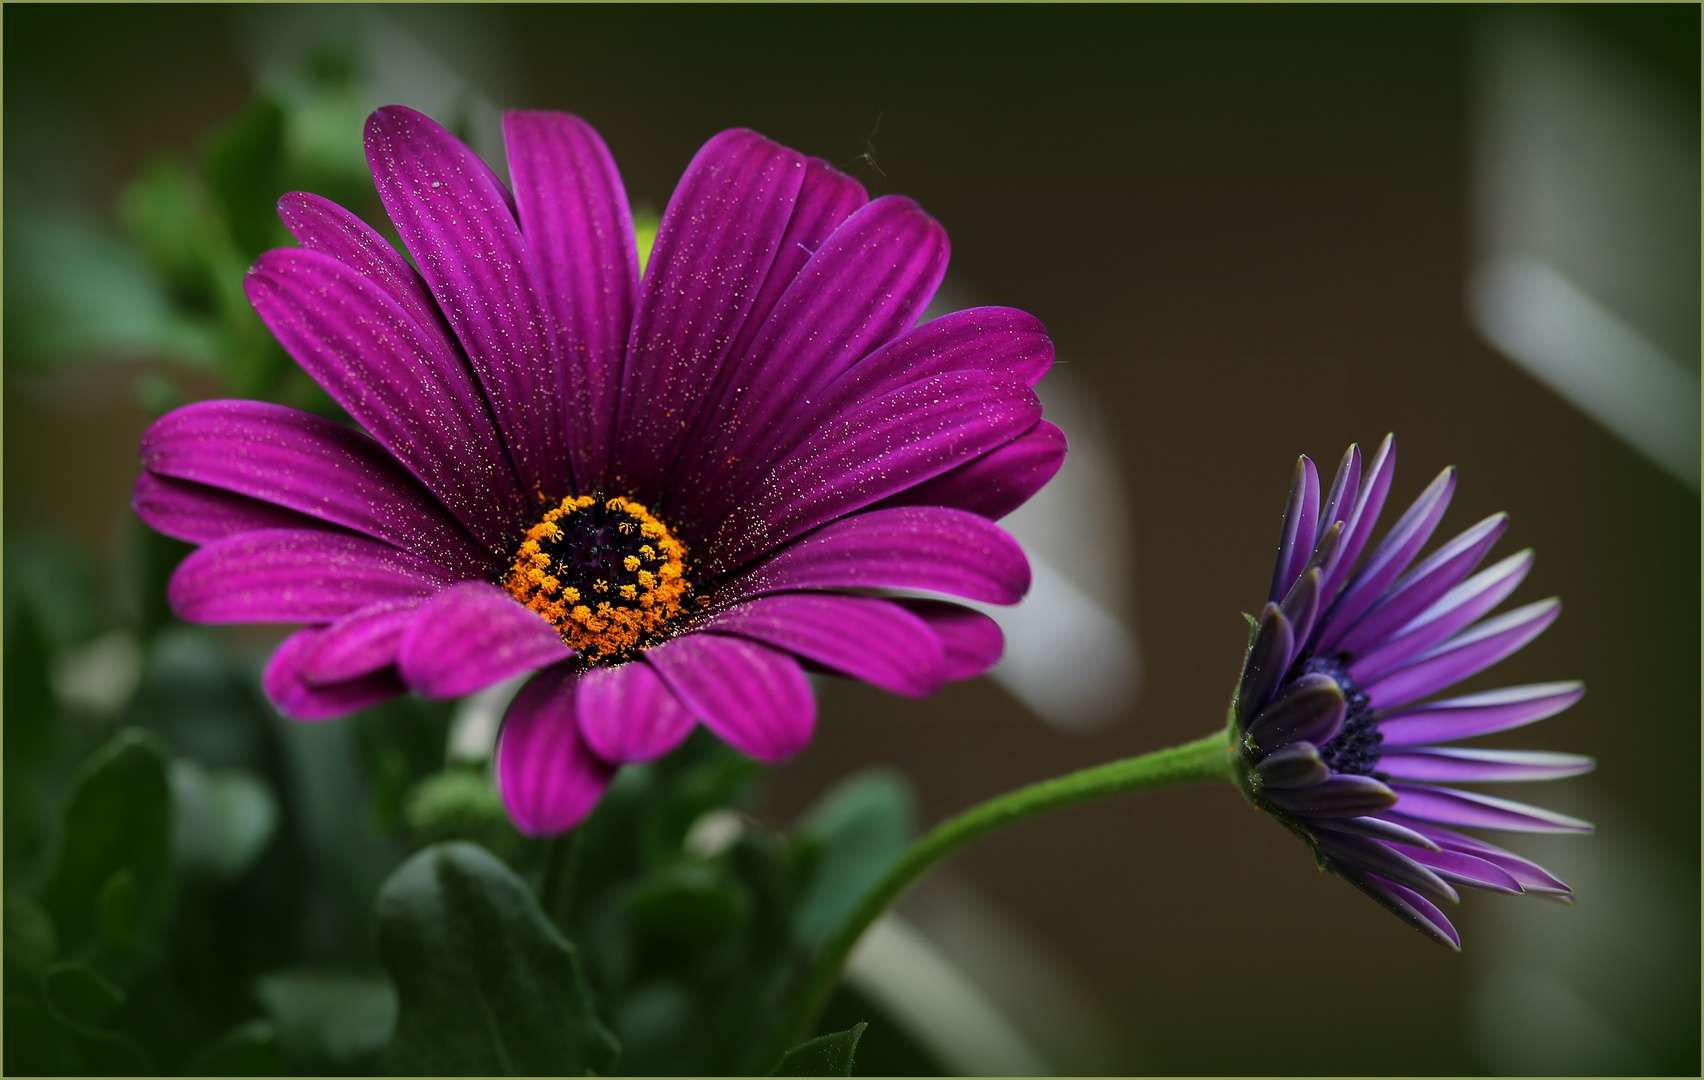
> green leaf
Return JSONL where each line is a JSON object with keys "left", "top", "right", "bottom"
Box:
{"left": 791, "top": 770, "right": 916, "bottom": 947}
{"left": 182, "top": 1019, "right": 280, "bottom": 1076}
{"left": 4, "top": 895, "right": 58, "bottom": 982}
{"left": 4, "top": 993, "right": 83, "bottom": 1075}
{"left": 254, "top": 969, "right": 395, "bottom": 1074}
{"left": 403, "top": 769, "right": 523, "bottom": 864}
{"left": 171, "top": 760, "right": 279, "bottom": 879}
{"left": 377, "top": 842, "right": 620, "bottom": 1076}
{"left": 204, "top": 99, "right": 287, "bottom": 260}
{"left": 769, "top": 1022, "right": 868, "bottom": 1077}
{"left": 93, "top": 870, "right": 139, "bottom": 949}
{"left": 41, "top": 729, "right": 174, "bottom": 954}
{"left": 38, "top": 961, "right": 156, "bottom": 1075}
{"left": 627, "top": 862, "right": 748, "bottom": 945}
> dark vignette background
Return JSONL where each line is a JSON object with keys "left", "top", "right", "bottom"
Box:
{"left": 5, "top": 4, "right": 1698, "bottom": 1075}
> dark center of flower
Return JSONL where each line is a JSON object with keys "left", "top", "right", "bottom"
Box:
{"left": 504, "top": 495, "right": 692, "bottom": 662}
{"left": 1296, "top": 655, "right": 1383, "bottom": 775}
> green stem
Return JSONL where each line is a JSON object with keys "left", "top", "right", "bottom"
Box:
{"left": 773, "top": 726, "right": 1237, "bottom": 1062}
{"left": 538, "top": 827, "right": 584, "bottom": 934}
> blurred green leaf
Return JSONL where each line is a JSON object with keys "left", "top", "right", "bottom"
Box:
{"left": 39, "top": 961, "right": 156, "bottom": 1075}
{"left": 41, "top": 729, "right": 173, "bottom": 954}
{"left": 254, "top": 970, "right": 395, "bottom": 1075}
{"left": 2, "top": 207, "right": 218, "bottom": 367}
{"left": 182, "top": 1018, "right": 280, "bottom": 1076}
{"left": 403, "top": 769, "right": 524, "bottom": 864}
{"left": 4, "top": 598, "right": 61, "bottom": 869}
{"left": 93, "top": 870, "right": 140, "bottom": 950}
{"left": 5, "top": 895, "right": 59, "bottom": 984}
{"left": 628, "top": 862, "right": 749, "bottom": 946}
{"left": 769, "top": 1022, "right": 867, "bottom": 1077}
{"left": 5, "top": 993, "right": 84, "bottom": 1075}
{"left": 171, "top": 760, "right": 278, "bottom": 880}
{"left": 204, "top": 99, "right": 286, "bottom": 260}
{"left": 377, "top": 842, "right": 619, "bottom": 1076}
{"left": 791, "top": 770, "right": 915, "bottom": 948}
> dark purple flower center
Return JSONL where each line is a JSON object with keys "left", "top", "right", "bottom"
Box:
{"left": 1297, "top": 655, "right": 1382, "bottom": 775}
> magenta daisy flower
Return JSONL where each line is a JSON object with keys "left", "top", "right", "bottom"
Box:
{"left": 1232, "top": 435, "right": 1593, "bottom": 948}
{"left": 133, "top": 106, "right": 1063, "bottom": 835}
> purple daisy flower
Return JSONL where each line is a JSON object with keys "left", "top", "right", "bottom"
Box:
{"left": 1231, "top": 435, "right": 1593, "bottom": 948}
{"left": 132, "top": 105, "right": 1064, "bottom": 835}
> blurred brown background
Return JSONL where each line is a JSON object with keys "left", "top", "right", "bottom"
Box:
{"left": 6, "top": 5, "right": 1697, "bottom": 1074}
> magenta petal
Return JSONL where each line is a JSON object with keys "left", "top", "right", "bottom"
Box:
{"left": 575, "top": 661, "right": 697, "bottom": 765}
{"left": 299, "top": 600, "right": 423, "bottom": 685}
{"left": 615, "top": 129, "right": 805, "bottom": 497}
{"left": 263, "top": 628, "right": 405, "bottom": 720}
{"left": 1377, "top": 681, "right": 1584, "bottom": 747}
{"left": 397, "top": 582, "right": 572, "bottom": 699}
{"left": 504, "top": 110, "right": 638, "bottom": 491}
{"left": 702, "top": 593, "right": 945, "bottom": 698}
{"left": 133, "top": 471, "right": 326, "bottom": 543}
{"left": 875, "top": 420, "right": 1068, "bottom": 521}
{"left": 719, "top": 506, "right": 1030, "bottom": 606}
{"left": 644, "top": 633, "right": 815, "bottom": 764}
{"left": 245, "top": 247, "right": 525, "bottom": 549}
{"left": 898, "top": 600, "right": 1005, "bottom": 680}
{"left": 1388, "top": 784, "right": 1593, "bottom": 833}
{"left": 276, "top": 191, "right": 459, "bottom": 361}
{"left": 142, "top": 399, "right": 491, "bottom": 575}
{"left": 170, "top": 529, "right": 455, "bottom": 623}
{"left": 703, "top": 372, "right": 1041, "bottom": 572}
{"left": 496, "top": 666, "right": 617, "bottom": 837}
{"left": 1364, "top": 598, "right": 1562, "bottom": 711}
{"left": 366, "top": 105, "right": 571, "bottom": 503}
{"left": 672, "top": 195, "right": 950, "bottom": 522}
{"left": 1377, "top": 748, "right": 1595, "bottom": 783}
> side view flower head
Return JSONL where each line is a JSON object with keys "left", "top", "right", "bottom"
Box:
{"left": 1231, "top": 435, "right": 1593, "bottom": 948}
{"left": 133, "top": 105, "right": 1065, "bottom": 835}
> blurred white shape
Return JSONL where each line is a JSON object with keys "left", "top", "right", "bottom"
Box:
{"left": 683, "top": 808, "right": 745, "bottom": 858}
{"left": 899, "top": 872, "right": 1129, "bottom": 1074}
{"left": 52, "top": 630, "right": 143, "bottom": 714}
{"left": 923, "top": 282, "right": 1143, "bottom": 730}
{"left": 446, "top": 674, "right": 525, "bottom": 762}
{"left": 1471, "top": 14, "right": 1700, "bottom": 489}
{"left": 1472, "top": 256, "right": 1699, "bottom": 487}
{"left": 846, "top": 913, "right": 1050, "bottom": 1076}
{"left": 1469, "top": 791, "right": 1695, "bottom": 1074}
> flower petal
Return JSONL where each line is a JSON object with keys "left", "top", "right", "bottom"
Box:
{"left": 299, "top": 600, "right": 423, "bottom": 685}
{"left": 1267, "top": 455, "right": 1319, "bottom": 605}
{"left": 142, "top": 399, "right": 490, "bottom": 575}
{"left": 276, "top": 191, "right": 456, "bottom": 358}
{"left": 245, "top": 246, "right": 525, "bottom": 548}
{"left": 1319, "top": 433, "right": 1394, "bottom": 602}
{"left": 874, "top": 420, "right": 1067, "bottom": 521}
{"left": 1254, "top": 741, "right": 1330, "bottom": 789}
{"left": 671, "top": 195, "right": 949, "bottom": 522}
{"left": 1315, "top": 443, "right": 1362, "bottom": 558}
{"left": 1364, "top": 598, "right": 1562, "bottom": 711}
{"left": 263, "top": 628, "right": 405, "bottom": 720}
{"left": 643, "top": 633, "right": 815, "bottom": 763}
{"left": 718, "top": 506, "right": 1030, "bottom": 606}
{"left": 398, "top": 582, "right": 573, "bottom": 699}
{"left": 1245, "top": 672, "right": 1346, "bottom": 754}
{"left": 1312, "top": 832, "right": 1458, "bottom": 904}
{"left": 1376, "top": 681, "right": 1584, "bottom": 747}
{"left": 615, "top": 129, "right": 806, "bottom": 498}
{"left": 1403, "top": 845, "right": 1524, "bottom": 894}
{"left": 575, "top": 660, "right": 697, "bottom": 765}
{"left": 1333, "top": 865, "right": 1461, "bottom": 949}
{"left": 703, "top": 371, "right": 1041, "bottom": 571}
{"left": 170, "top": 529, "right": 454, "bottom": 623}
{"left": 1334, "top": 512, "right": 1508, "bottom": 660}
{"left": 1262, "top": 774, "right": 1397, "bottom": 817}
{"left": 898, "top": 599, "right": 1005, "bottom": 681}
{"left": 496, "top": 666, "right": 617, "bottom": 836}
{"left": 133, "top": 471, "right": 326, "bottom": 543}
{"left": 366, "top": 105, "right": 571, "bottom": 503}
{"left": 503, "top": 110, "right": 638, "bottom": 491}
{"left": 1388, "top": 783, "right": 1593, "bottom": 833}
{"left": 1377, "top": 748, "right": 1595, "bottom": 783}
{"left": 1318, "top": 465, "right": 1456, "bottom": 653}
{"left": 702, "top": 593, "right": 946, "bottom": 698}
{"left": 1390, "top": 820, "right": 1574, "bottom": 894}
{"left": 1235, "top": 604, "right": 1295, "bottom": 727}
{"left": 1349, "top": 549, "right": 1534, "bottom": 684}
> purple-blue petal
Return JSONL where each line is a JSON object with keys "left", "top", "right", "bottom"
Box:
{"left": 1377, "top": 748, "right": 1594, "bottom": 783}
{"left": 1363, "top": 598, "right": 1561, "bottom": 711}
{"left": 1333, "top": 512, "right": 1509, "bottom": 660}
{"left": 1319, "top": 433, "right": 1395, "bottom": 604}
{"left": 1388, "top": 783, "right": 1593, "bottom": 833}
{"left": 1376, "top": 681, "right": 1584, "bottom": 747}
{"left": 1267, "top": 455, "right": 1320, "bottom": 605}
{"left": 1318, "top": 465, "right": 1456, "bottom": 653}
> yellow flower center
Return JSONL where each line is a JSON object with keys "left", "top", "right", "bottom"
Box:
{"left": 504, "top": 495, "right": 691, "bottom": 661}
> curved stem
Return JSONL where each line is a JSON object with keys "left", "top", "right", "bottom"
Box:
{"left": 773, "top": 726, "right": 1237, "bottom": 1061}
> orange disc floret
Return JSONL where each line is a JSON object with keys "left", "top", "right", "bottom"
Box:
{"left": 504, "top": 493, "right": 692, "bottom": 661}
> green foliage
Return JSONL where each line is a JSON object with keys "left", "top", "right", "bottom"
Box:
{"left": 377, "top": 843, "right": 620, "bottom": 1076}
{"left": 769, "top": 1023, "right": 867, "bottom": 1077}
